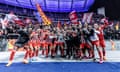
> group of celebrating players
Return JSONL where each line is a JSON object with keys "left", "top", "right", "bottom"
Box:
{"left": 5, "top": 19, "right": 108, "bottom": 67}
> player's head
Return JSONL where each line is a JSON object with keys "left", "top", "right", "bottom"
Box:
{"left": 84, "top": 23, "right": 88, "bottom": 28}
{"left": 88, "top": 25, "right": 92, "bottom": 30}
{"left": 79, "top": 24, "right": 82, "bottom": 28}
{"left": 94, "top": 23, "right": 99, "bottom": 29}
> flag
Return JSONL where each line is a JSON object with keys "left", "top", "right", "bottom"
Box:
{"left": 36, "top": 3, "right": 52, "bottom": 25}
{"left": 25, "top": 18, "right": 31, "bottom": 24}
{"left": 2, "top": 13, "right": 13, "bottom": 27}
{"left": 3, "top": 12, "right": 24, "bottom": 27}
{"left": 34, "top": 12, "right": 42, "bottom": 23}
{"left": 0, "top": 12, "right": 15, "bottom": 29}
{"left": 0, "top": 18, "right": 6, "bottom": 29}
{"left": 82, "top": 13, "right": 88, "bottom": 23}
{"left": 101, "top": 18, "right": 108, "bottom": 23}
{"left": 14, "top": 19, "right": 25, "bottom": 27}
{"left": 11, "top": 14, "right": 25, "bottom": 26}
{"left": 57, "top": 21, "right": 61, "bottom": 29}
{"left": 82, "top": 12, "right": 93, "bottom": 23}
{"left": 69, "top": 11, "right": 79, "bottom": 25}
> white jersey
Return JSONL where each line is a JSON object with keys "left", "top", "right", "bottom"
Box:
{"left": 49, "top": 35, "right": 57, "bottom": 39}
{"left": 57, "top": 33, "right": 64, "bottom": 42}
{"left": 90, "top": 29, "right": 100, "bottom": 41}
{"left": 48, "top": 35, "right": 57, "bottom": 42}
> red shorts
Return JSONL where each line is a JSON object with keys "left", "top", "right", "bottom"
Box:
{"left": 99, "top": 40, "right": 105, "bottom": 48}
{"left": 32, "top": 43, "right": 38, "bottom": 48}
{"left": 28, "top": 43, "right": 35, "bottom": 48}
{"left": 91, "top": 40, "right": 99, "bottom": 47}
{"left": 80, "top": 43, "right": 91, "bottom": 49}
{"left": 37, "top": 43, "right": 41, "bottom": 47}
{"left": 40, "top": 41, "right": 48, "bottom": 47}
{"left": 47, "top": 42, "right": 53, "bottom": 46}
{"left": 36, "top": 40, "right": 41, "bottom": 47}
{"left": 40, "top": 41, "right": 44, "bottom": 46}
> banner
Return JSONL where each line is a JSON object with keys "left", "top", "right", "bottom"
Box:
{"left": 57, "top": 21, "right": 61, "bottom": 28}
{"left": 25, "top": 18, "right": 31, "bottom": 24}
{"left": 97, "top": 7, "right": 105, "bottom": 16}
{"left": 82, "top": 12, "right": 93, "bottom": 23}
{"left": 12, "top": 15, "right": 24, "bottom": 26}
{"left": 0, "top": 18, "right": 6, "bottom": 29}
{"left": 2, "top": 12, "right": 24, "bottom": 27}
{"left": 36, "top": 3, "right": 52, "bottom": 25}
{"left": 69, "top": 11, "right": 79, "bottom": 25}
{"left": 0, "top": 12, "right": 16, "bottom": 29}
{"left": 34, "top": 11, "right": 42, "bottom": 23}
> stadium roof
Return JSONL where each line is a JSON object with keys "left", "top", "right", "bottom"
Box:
{"left": 0, "top": 0, "right": 94, "bottom": 12}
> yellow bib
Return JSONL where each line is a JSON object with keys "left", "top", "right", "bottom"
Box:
{"left": 8, "top": 42, "right": 14, "bottom": 49}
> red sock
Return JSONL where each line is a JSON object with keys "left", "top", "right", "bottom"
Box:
{"left": 42, "top": 46, "right": 45, "bottom": 55}
{"left": 24, "top": 50, "right": 29, "bottom": 59}
{"left": 35, "top": 50, "right": 39, "bottom": 57}
{"left": 42, "top": 50, "right": 44, "bottom": 55}
{"left": 9, "top": 50, "right": 15, "bottom": 61}
{"left": 32, "top": 51, "right": 35, "bottom": 57}
{"left": 51, "top": 49, "right": 54, "bottom": 56}
{"left": 103, "top": 50, "right": 106, "bottom": 57}
{"left": 98, "top": 51, "right": 103, "bottom": 61}
{"left": 46, "top": 48, "right": 48, "bottom": 57}
{"left": 29, "top": 50, "right": 32, "bottom": 58}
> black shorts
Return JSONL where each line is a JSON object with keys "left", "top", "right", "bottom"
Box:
{"left": 14, "top": 42, "right": 25, "bottom": 48}
{"left": 15, "top": 39, "right": 29, "bottom": 48}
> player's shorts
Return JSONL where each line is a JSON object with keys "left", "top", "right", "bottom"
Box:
{"left": 91, "top": 40, "right": 99, "bottom": 47}
{"left": 37, "top": 43, "right": 41, "bottom": 48}
{"left": 14, "top": 43, "right": 24, "bottom": 48}
{"left": 41, "top": 41, "right": 48, "bottom": 47}
{"left": 36, "top": 40, "right": 41, "bottom": 48}
{"left": 15, "top": 37, "right": 29, "bottom": 48}
{"left": 28, "top": 41, "right": 37, "bottom": 48}
{"left": 99, "top": 40, "right": 106, "bottom": 48}
{"left": 40, "top": 41, "right": 44, "bottom": 47}
{"left": 47, "top": 42, "right": 53, "bottom": 46}
{"left": 80, "top": 43, "right": 91, "bottom": 49}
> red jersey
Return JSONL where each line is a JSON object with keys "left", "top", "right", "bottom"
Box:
{"left": 97, "top": 23, "right": 108, "bottom": 40}
{"left": 98, "top": 26, "right": 104, "bottom": 40}
{"left": 29, "top": 39, "right": 37, "bottom": 47}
